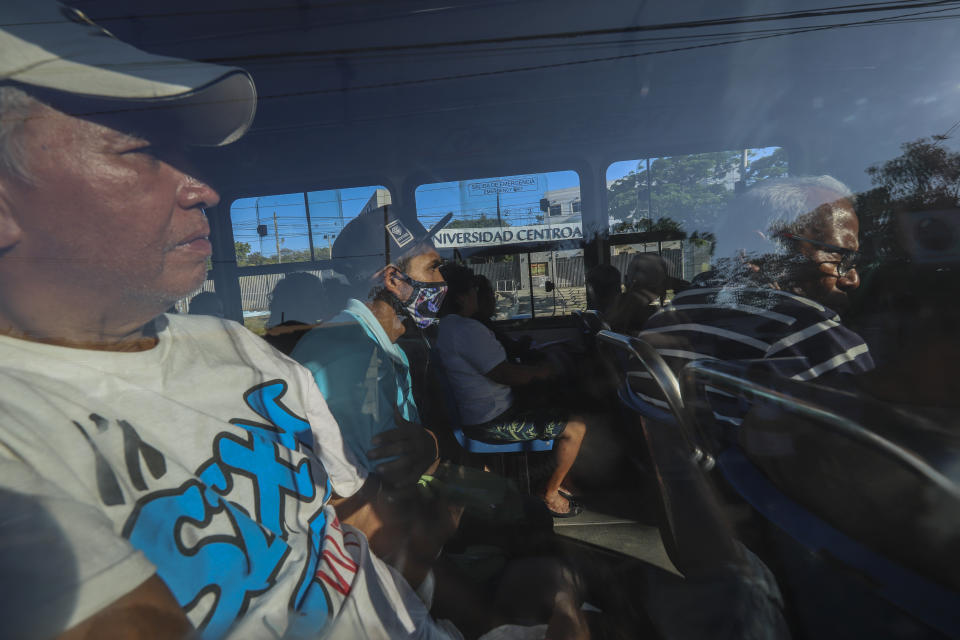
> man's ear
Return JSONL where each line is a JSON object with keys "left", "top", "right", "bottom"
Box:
{"left": 0, "top": 181, "right": 23, "bottom": 251}
{"left": 381, "top": 265, "right": 409, "bottom": 299}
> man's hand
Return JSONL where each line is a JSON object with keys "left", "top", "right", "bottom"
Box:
{"left": 367, "top": 407, "right": 440, "bottom": 487}
{"left": 58, "top": 575, "right": 191, "bottom": 640}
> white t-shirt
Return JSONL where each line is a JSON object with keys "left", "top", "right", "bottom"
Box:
{"left": 0, "top": 314, "right": 457, "bottom": 640}
{"left": 435, "top": 315, "right": 514, "bottom": 425}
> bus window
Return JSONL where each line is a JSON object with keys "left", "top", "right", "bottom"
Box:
{"left": 229, "top": 186, "right": 390, "bottom": 332}
{"left": 606, "top": 148, "right": 787, "bottom": 283}
{"left": 416, "top": 171, "right": 586, "bottom": 320}
{"left": 173, "top": 280, "right": 216, "bottom": 316}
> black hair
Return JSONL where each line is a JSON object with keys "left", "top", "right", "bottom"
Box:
{"left": 438, "top": 262, "right": 475, "bottom": 316}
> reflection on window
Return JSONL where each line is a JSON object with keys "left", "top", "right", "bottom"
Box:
{"left": 230, "top": 186, "right": 390, "bottom": 266}
{"left": 606, "top": 147, "right": 786, "bottom": 281}
{"left": 416, "top": 171, "right": 586, "bottom": 319}
{"left": 237, "top": 269, "right": 351, "bottom": 335}
{"left": 415, "top": 170, "right": 583, "bottom": 251}
{"left": 467, "top": 251, "right": 587, "bottom": 320}
{"left": 228, "top": 186, "right": 388, "bottom": 332}
{"left": 172, "top": 280, "right": 216, "bottom": 315}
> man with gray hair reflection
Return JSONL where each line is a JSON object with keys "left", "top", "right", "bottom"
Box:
{"left": 633, "top": 176, "right": 874, "bottom": 417}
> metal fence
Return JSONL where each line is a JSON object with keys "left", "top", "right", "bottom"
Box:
{"left": 470, "top": 261, "right": 521, "bottom": 287}
{"left": 176, "top": 270, "right": 331, "bottom": 314}
{"left": 611, "top": 248, "right": 684, "bottom": 281}
{"left": 179, "top": 242, "right": 706, "bottom": 315}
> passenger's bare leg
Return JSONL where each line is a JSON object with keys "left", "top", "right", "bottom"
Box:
{"left": 493, "top": 557, "right": 590, "bottom": 639}
{"left": 542, "top": 418, "right": 586, "bottom": 513}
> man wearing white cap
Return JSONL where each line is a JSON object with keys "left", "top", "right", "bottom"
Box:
{"left": 0, "top": 3, "right": 537, "bottom": 639}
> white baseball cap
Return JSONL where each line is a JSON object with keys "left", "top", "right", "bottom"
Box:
{"left": 0, "top": 1, "right": 256, "bottom": 146}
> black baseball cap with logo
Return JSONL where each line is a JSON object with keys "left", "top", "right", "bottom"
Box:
{"left": 331, "top": 206, "right": 452, "bottom": 282}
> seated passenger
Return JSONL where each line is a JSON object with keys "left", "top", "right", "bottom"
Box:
{"left": 0, "top": 8, "right": 547, "bottom": 638}
{"left": 187, "top": 290, "right": 224, "bottom": 318}
{"left": 584, "top": 263, "right": 622, "bottom": 320}
{"left": 633, "top": 176, "right": 874, "bottom": 417}
{"left": 435, "top": 264, "right": 587, "bottom": 517}
{"left": 267, "top": 271, "right": 328, "bottom": 328}
{"left": 263, "top": 271, "right": 328, "bottom": 354}
{"left": 472, "top": 274, "right": 537, "bottom": 363}
{"left": 291, "top": 207, "right": 447, "bottom": 482}
{"left": 608, "top": 254, "right": 685, "bottom": 333}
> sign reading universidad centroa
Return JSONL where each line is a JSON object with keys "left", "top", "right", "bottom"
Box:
{"left": 433, "top": 222, "right": 583, "bottom": 248}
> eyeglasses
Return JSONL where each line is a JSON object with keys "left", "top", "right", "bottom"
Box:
{"left": 775, "top": 232, "right": 860, "bottom": 278}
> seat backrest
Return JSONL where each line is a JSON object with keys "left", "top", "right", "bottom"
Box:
{"left": 683, "top": 359, "right": 960, "bottom": 634}
{"left": 597, "top": 330, "right": 712, "bottom": 467}
{"left": 597, "top": 330, "right": 748, "bottom": 578}
{"left": 575, "top": 309, "right": 610, "bottom": 352}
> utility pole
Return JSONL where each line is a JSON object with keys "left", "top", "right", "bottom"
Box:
{"left": 646, "top": 157, "right": 653, "bottom": 232}
{"left": 303, "top": 192, "right": 315, "bottom": 261}
{"left": 739, "top": 148, "right": 749, "bottom": 195}
{"left": 273, "top": 212, "right": 282, "bottom": 264}
{"left": 255, "top": 197, "right": 263, "bottom": 255}
{"left": 336, "top": 189, "right": 344, "bottom": 231}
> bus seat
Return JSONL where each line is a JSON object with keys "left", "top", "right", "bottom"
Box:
{"left": 425, "top": 351, "right": 553, "bottom": 494}
{"left": 597, "top": 330, "right": 714, "bottom": 469}
{"left": 683, "top": 359, "right": 960, "bottom": 638}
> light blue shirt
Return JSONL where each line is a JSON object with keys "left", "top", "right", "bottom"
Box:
{"left": 291, "top": 299, "right": 418, "bottom": 472}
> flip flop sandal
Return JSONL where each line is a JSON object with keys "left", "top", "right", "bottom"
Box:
{"left": 547, "top": 501, "right": 583, "bottom": 518}
{"left": 558, "top": 489, "right": 579, "bottom": 501}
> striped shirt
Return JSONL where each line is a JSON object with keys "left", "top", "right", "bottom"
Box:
{"left": 633, "top": 286, "right": 874, "bottom": 422}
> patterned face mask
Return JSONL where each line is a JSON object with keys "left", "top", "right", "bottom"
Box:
{"left": 395, "top": 272, "right": 448, "bottom": 328}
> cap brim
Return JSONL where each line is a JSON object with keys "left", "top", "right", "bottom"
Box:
{"left": 419, "top": 212, "right": 453, "bottom": 245}
{"left": 2, "top": 1, "right": 256, "bottom": 146}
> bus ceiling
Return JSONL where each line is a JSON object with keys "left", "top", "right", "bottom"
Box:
{"left": 69, "top": 0, "right": 957, "bottom": 193}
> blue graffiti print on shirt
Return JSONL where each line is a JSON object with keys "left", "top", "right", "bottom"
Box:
{"left": 122, "top": 380, "right": 333, "bottom": 639}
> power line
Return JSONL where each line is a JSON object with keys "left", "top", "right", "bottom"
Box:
{"left": 8, "top": 0, "right": 508, "bottom": 27}
{"left": 9, "top": 2, "right": 957, "bottom": 127}
{"left": 133, "top": 0, "right": 960, "bottom": 61}
{"left": 237, "top": 4, "right": 960, "bottom": 129}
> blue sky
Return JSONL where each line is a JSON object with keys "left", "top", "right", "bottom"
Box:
{"left": 231, "top": 186, "right": 383, "bottom": 254}
{"left": 414, "top": 170, "right": 580, "bottom": 229}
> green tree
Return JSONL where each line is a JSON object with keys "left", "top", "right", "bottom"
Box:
{"left": 243, "top": 252, "right": 273, "bottom": 266}
{"left": 607, "top": 148, "right": 789, "bottom": 236}
{"left": 866, "top": 137, "right": 960, "bottom": 208}
{"left": 858, "top": 137, "right": 960, "bottom": 264}
{"left": 234, "top": 241, "right": 252, "bottom": 265}
{"left": 744, "top": 147, "right": 788, "bottom": 184}
{"left": 446, "top": 212, "right": 510, "bottom": 228}
{"left": 612, "top": 217, "right": 686, "bottom": 234}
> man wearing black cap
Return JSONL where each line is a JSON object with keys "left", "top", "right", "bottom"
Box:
{"left": 0, "top": 3, "right": 476, "bottom": 639}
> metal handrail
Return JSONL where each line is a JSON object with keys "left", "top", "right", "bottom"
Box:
{"left": 598, "top": 330, "right": 714, "bottom": 469}
{"left": 682, "top": 359, "right": 960, "bottom": 499}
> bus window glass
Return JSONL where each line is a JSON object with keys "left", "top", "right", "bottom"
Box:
{"left": 229, "top": 186, "right": 390, "bottom": 333}
{"left": 606, "top": 148, "right": 787, "bottom": 282}
{"left": 416, "top": 171, "right": 586, "bottom": 320}
{"left": 230, "top": 186, "right": 390, "bottom": 266}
